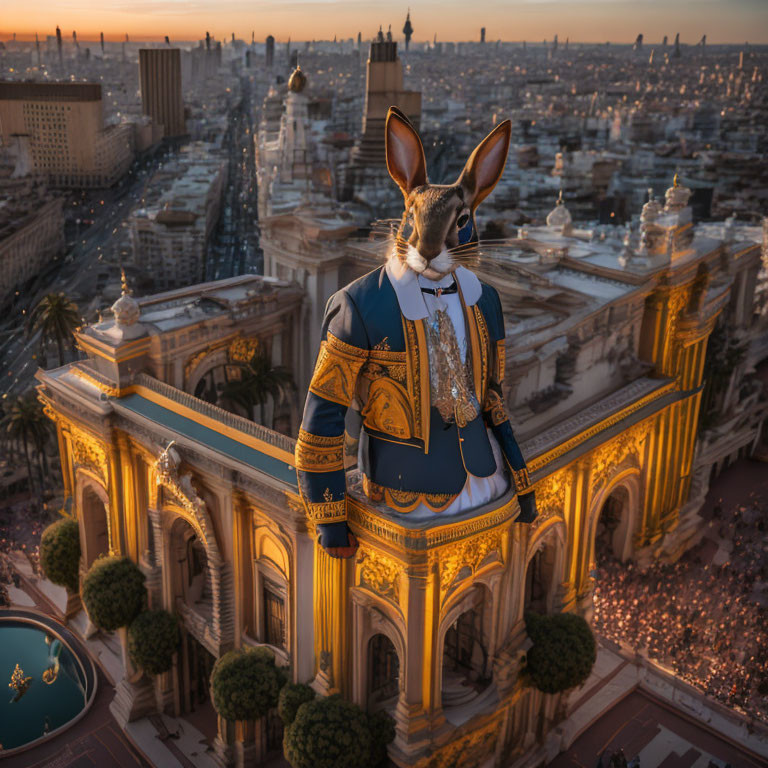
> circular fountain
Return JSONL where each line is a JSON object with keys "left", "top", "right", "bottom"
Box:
{"left": 0, "top": 611, "right": 96, "bottom": 754}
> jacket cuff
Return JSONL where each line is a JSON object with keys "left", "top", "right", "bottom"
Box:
{"left": 317, "top": 521, "right": 351, "bottom": 548}
{"left": 517, "top": 489, "right": 538, "bottom": 524}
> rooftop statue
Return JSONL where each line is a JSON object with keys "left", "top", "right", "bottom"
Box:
{"left": 295, "top": 107, "right": 538, "bottom": 557}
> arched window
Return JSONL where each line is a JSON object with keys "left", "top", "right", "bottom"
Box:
{"left": 368, "top": 633, "right": 399, "bottom": 710}
{"left": 442, "top": 587, "right": 492, "bottom": 708}
{"left": 81, "top": 486, "right": 109, "bottom": 568}
{"left": 524, "top": 535, "right": 559, "bottom": 616}
{"left": 595, "top": 486, "right": 631, "bottom": 565}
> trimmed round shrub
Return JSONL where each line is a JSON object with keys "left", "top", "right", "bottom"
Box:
{"left": 81, "top": 556, "right": 146, "bottom": 632}
{"left": 524, "top": 612, "right": 596, "bottom": 694}
{"left": 128, "top": 609, "right": 179, "bottom": 675}
{"left": 39, "top": 517, "right": 81, "bottom": 592}
{"left": 278, "top": 682, "right": 316, "bottom": 726}
{"left": 284, "top": 694, "right": 371, "bottom": 768}
{"left": 367, "top": 709, "right": 396, "bottom": 768}
{"left": 211, "top": 647, "right": 285, "bottom": 721}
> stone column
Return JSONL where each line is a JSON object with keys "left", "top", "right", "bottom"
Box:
{"left": 311, "top": 541, "right": 351, "bottom": 696}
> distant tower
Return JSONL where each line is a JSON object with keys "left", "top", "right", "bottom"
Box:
{"left": 100, "top": 32, "right": 105, "bottom": 55}
{"left": 565, "top": 37, "right": 569, "bottom": 51}
{"left": 673, "top": 32, "right": 681, "bottom": 58}
{"left": 403, "top": 9, "right": 413, "bottom": 52}
{"left": 634, "top": 33, "right": 643, "bottom": 51}
{"left": 164, "top": 35, "right": 170, "bottom": 46}
{"left": 56, "top": 25, "right": 63, "bottom": 67}
{"left": 700, "top": 34, "right": 706, "bottom": 47}
{"left": 35, "top": 33, "right": 41, "bottom": 66}
{"left": 662, "top": 35, "right": 668, "bottom": 46}
{"left": 139, "top": 48, "right": 186, "bottom": 137}
{"left": 266, "top": 35, "right": 275, "bottom": 67}
{"left": 205, "top": 31, "right": 211, "bottom": 50}
{"left": 552, "top": 33, "right": 558, "bottom": 56}
{"left": 480, "top": 27, "right": 486, "bottom": 43}
{"left": 73, "top": 30, "right": 78, "bottom": 51}
{"left": 357, "top": 31, "right": 362, "bottom": 49}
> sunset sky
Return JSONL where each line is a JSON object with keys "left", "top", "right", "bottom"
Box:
{"left": 1, "top": 0, "right": 767, "bottom": 45}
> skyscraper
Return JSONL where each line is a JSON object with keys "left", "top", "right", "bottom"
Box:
{"left": 403, "top": 10, "right": 414, "bottom": 52}
{"left": 266, "top": 35, "right": 275, "bottom": 67}
{"left": 0, "top": 81, "right": 134, "bottom": 187}
{"left": 139, "top": 48, "right": 185, "bottom": 138}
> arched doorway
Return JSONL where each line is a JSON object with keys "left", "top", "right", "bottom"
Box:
{"left": 594, "top": 485, "right": 632, "bottom": 565}
{"left": 524, "top": 534, "right": 560, "bottom": 616}
{"left": 81, "top": 486, "right": 109, "bottom": 568}
{"left": 441, "top": 587, "right": 492, "bottom": 708}
{"left": 170, "top": 517, "right": 212, "bottom": 618}
{"left": 367, "top": 633, "right": 400, "bottom": 711}
{"left": 168, "top": 517, "right": 216, "bottom": 721}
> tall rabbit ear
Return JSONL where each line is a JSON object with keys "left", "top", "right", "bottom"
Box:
{"left": 458, "top": 119, "right": 511, "bottom": 210}
{"left": 386, "top": 106, "right": 427, "bottom": 198}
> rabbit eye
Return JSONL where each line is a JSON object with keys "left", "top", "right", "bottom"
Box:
{"left": 457, "top": 213, "right": 470, "bottom": 229}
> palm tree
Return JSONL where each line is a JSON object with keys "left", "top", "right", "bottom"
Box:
{"left": 1, "top": 391, "right": 52, "bottom": 495}
{"left": 29, "top": 293, "right": 80, "bottom": 366}
{"left": 220, "top": 348, "right": 295, "bottom": 426}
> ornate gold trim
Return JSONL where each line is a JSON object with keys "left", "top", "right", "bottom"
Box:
{"left": 363, "top": 476, "right": 457, "bottom": 513}
{"left": 295, "top": 429, "right": 344, "bottom": 472}
{"left": 484, "top": 388, "right": 507, "bottom": 427}
{"left": 308, "top": 334, "right": 368, "bottom": 407}
{"left": 526, "top": 381, "right": 674, "bottom": 473}
{"left": 305, "top": 499, "right": 347, "bottom": 523}
{"left": 510, "top": 466, "right": 531, "bottom": 492}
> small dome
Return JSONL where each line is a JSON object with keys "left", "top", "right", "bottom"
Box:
{"left": 664, "top": 173, "right": 691, "bottom": 212}
{"left": 112, "top": 269, "right": 140, "bottom": 327}
{"left": 288, "top": 66, "right": 307, "bottom": 93}
{"left": 546, "top": 191, "right": 572, "bottom": 231}
{"left": 641, "top": 189, "right": 663, "bottom": 223}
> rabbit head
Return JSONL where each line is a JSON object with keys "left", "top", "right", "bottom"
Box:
{"left": 385, "top": 106, "right": 511, "bottom": 278}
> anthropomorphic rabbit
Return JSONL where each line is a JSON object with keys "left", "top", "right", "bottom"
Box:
{"left": 295, "top": 107, "right": 537, "bottom": 558}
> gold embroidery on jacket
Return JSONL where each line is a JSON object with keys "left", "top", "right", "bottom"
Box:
{"left": 295, "top": 429, "right": 345, "bottom": 473}
{"left": 496, "top": 340, "right": 506, "bottom": 382}
{"left": 484, "top": 389, "right": 507, "bottom": 427}
{"left": 363, "top": 476, "right": 456, "bottom": 513}
{"left": 361, "top": 379, "right": 415, "bottom": 439}
{"left": 510, "top": 466, "right": 532, "bottom": 492}
{"left": 308, "top": 332, "right": 368, "bottom": 407}
{"left": 304, "top": 499, "right": 346, "bottom": 523}
{"left": 474, "top": 305, "right": 490, "bottom": 405}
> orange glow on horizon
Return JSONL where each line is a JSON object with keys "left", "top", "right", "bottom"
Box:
{"left": 1, "top": 1, "right": 766, "bottom": 46}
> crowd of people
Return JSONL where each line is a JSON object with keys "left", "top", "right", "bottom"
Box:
{"left": 592, "top": 495, "right": 768, "bottom": 724}
{"left": 0, "top": 500, "right": 48, "bottom": 606}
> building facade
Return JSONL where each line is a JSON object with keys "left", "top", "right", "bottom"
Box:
{"left": 139, "top": 48, "right": 186, "bottom": 139}
{"left": 0, "top": 81, "right": 134, "bottom": 188}
{"left": 37, "top": 180, "right": 767, "bottom": 767}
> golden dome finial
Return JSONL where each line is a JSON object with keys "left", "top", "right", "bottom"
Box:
{"left": 120, "top": 268, "right": 131, "bottom": 296}
{"left": 673, "top": 172, "right": 679, "bottom": 188}
{"left": 557, "top": 188, "right": 564, "bottom": 205}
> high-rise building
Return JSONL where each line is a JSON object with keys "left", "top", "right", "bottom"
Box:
{"left": 0, "top": 81, "right": 134, "bottom": 188}
{"left": 348, "top": 32, "right": 421, "bottom": 172}
{"left": 266, "top": 35, "right": 275, "bottom": 67}
{"left": 480, "top": 27, "right": 486, "bottom": 43}
{"left": 403, "top": 10, "right": 413, "bottom": 51}
{"left": 139, "top": 48, "right": 186, "bottom": 138}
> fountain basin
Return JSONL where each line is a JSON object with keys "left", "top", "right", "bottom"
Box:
{"left": 0, "top": 610, "right": 96, "bottom": 755}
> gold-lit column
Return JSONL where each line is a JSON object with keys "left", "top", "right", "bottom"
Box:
{"left": 56, "top": 422, "right": 73, "bottom": 502}
{"left": 117, "top": 434, "right": 139, "bottom": 561}
{"left": 312, "top": 541, "right": 351, "bottom": 696}
{"left": 232, "top": 494, "right": 253, "bottom": 644}
{"left": 107, "top": 437, "right": 126, "bottom": 556}
{"left": 565, "top": 460, "right": 588, "bottom": 607}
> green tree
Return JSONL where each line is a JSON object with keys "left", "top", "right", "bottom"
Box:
{"left": 220, "top": 347, "right": 294, "bottom": 426}
{"left": 128, "top": 610, "right": 179, "bottom": 675}
{"left": 0, "top": 391, "right": 52, "bottom": 494}
{"left": 210, "top": 647, "right": 287, "bottom": 721}
{"left": 278, "top": 683, "right": 316, "bottom": 726}
{"left": 39, "top": 517, "right": 81, "bottom": 592}
{"left": 81, "top": 556, "right": 146, "bottom": 632}
{"left": 284, "top": 695, "right": 372, "bottom": 768}
{"left": 523, "top": 612, "right": 596, "bottom": 694}
{"left": 367, "top": 709, "right": 396, "bottom": 768}
{"left": 29, "top": 292, "right": 80, "bottom": 366}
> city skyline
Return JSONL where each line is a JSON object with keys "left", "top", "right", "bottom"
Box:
{"left": 2, "top": 0, "right": 768, "bottom": 45}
